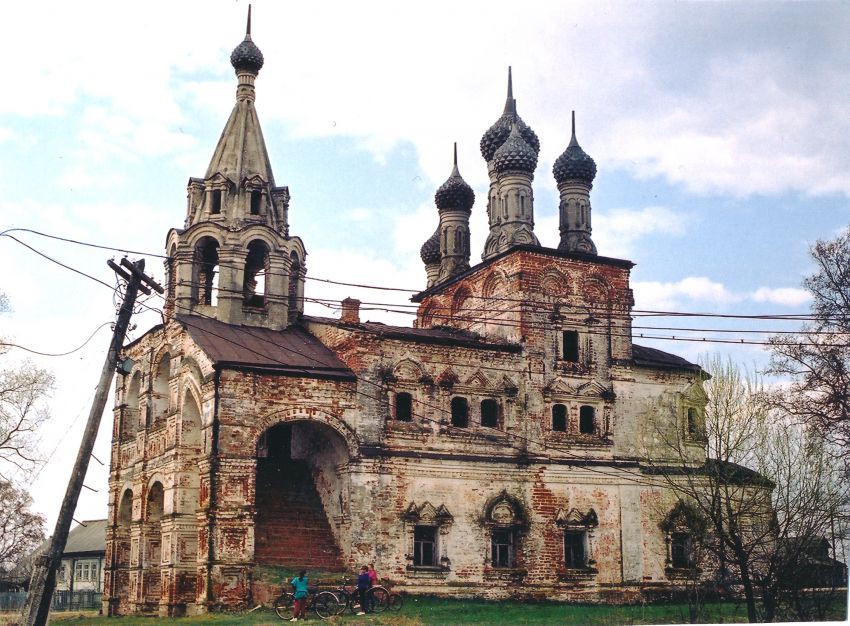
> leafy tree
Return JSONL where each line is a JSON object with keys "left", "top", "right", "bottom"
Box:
{"left": 768, "top": 227, "right": 850, "bottom": 458}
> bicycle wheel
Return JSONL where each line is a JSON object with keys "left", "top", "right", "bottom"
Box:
{"left": 368, "top": 586, "right": 390, "bottom": 613}
{"left": 333, "top": 588, "right": 351, "bottom": 615}
{"left": 273, "top": 592, "right": 294, "bottom": 620}
{"left": 389, "top": 593, "right": 403, "bottom": 611}
{"left": 313, "top": 591, "right": 341, "bottom": 620}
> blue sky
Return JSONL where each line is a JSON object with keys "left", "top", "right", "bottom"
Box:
{"left": 1, "top": 0, "right": 849, "bottom": 529}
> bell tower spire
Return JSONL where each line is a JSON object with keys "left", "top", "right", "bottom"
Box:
{"left": 166, "top": 7, "right": 307, "bottom": 330}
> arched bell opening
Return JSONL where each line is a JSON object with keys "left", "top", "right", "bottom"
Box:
{"left": 243, "top": 240, "right": 270, "bottom": 308}
{"left": 253, "top": 421, "right": 348, "bottom": 570}
{"left": 193, "top": 237, "right": 220, "bottom": 307}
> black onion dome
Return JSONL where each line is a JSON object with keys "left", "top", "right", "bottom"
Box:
{"left": 480, "top": 114, "right": 540, "bottom": 163}
{"left": 493, "top": 123, "right": 538, "bottom": 174}
{"left": 230, "top": 36, "right": 264, "bottom": 74}
{"left": 553, "top": 114, "right": 597, "bottom": 185}
{"left": 420, "top": 228, "right": 441, "bottom": 264}
{"left": 435, "top": 160, "right": 475, "bottom": 211}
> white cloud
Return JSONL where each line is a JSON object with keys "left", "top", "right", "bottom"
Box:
{"left": 750, "top": 287, "right": 811, "bottom": 307}
{"left": 593, "top": 206, "right": 687, "bottom": 259}
{"left": 634, "top": 276, "right": 738, "bottom": 310}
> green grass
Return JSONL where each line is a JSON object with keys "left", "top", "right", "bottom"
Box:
{"left": 38, "top": 593, "right": 848, "bottom": 625}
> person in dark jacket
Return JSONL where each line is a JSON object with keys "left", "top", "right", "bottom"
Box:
{"left": 356, "top": 565, "right": 371, "bottom": 615}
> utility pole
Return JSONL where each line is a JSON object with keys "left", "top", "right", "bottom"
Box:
{"left": 22, "top": 258, "right": 162, "bottom": 626}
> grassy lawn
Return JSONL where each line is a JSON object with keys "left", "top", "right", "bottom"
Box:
{"left": 6, "top": 593, "right": 841, "bottom": 625}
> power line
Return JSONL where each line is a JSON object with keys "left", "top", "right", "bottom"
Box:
{"left": 0, "top": 322, "right": 112, "bottom": 357}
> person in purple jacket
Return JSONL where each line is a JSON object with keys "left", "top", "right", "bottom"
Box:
{"left": 356, "top": 565, "right": 371, "bottom": 615}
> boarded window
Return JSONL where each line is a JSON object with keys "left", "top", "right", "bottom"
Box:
{"left": 451, "top": 397, "right": 468, "bottom": 428}
{"left": 562, "top": 330, "right": 579, "bottom": 362}
{"left": 564, "top": 531, "right": 586, "bottom": 568}
{"left": 579, "top": 405, "right": 595, "bottom": 434}
{"left": 552, "top": 404, "right": 567, "bottom": 432}
{"left": 481, "top": 399, "right": 498, "bottom": 428}
{"left": 395, "top": 392, "right": 412, "bottom": 421}
{"left": 413, "top": 526, "right": 437, "bottom": 567}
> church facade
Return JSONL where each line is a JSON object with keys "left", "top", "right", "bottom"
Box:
{"left": 104, "top": 15, "right": 713, "bottom": 616}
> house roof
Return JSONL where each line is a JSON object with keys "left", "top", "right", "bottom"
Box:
{"left": 63, "top": 519, "right": 107, "bottom": 555}
{"left": 642, "top": 459, "right": 774, "bottom": 488}
{"left": 632, "top": 344, "right": 701, "bottom": 373}
{"left": 303, "top": 315, "right": 522, "bottom": 353}
{"left": 176, "top": 314, "right": 355, "bottom": 380}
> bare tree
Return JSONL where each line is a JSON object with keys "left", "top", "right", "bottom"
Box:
{"left": 646, "top": 356, "right": 849, "bottom": 622}
{"left": 0, "top": 479, "right": 46, "bottom": 578}
{"left": 768, "top": 227, "right": 850, "bottom": 458}
{"left": 0, "top": 291, "right": 55, "bottom": 478}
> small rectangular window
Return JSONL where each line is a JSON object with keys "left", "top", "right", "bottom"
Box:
{"left": 451, "top": 397, "right": 468, "bottom": 428}
{"left": 211, "top": 190, "right": 222, "bottom": 214}
{"left": 562, "top": 330, "right": 579, "bottom": 362}
{"left": 481, "top": 399, "right": 498, "bottom": 428}
{"left": 564, "top": 531, "right": 586, "bottom": 568}
{"left": 395, "top": 392, "right": 412, "bottom": 421}
{"left": 250, "top": 190, "right": 262, "bottom": 215}
{"left": 687, "top": 408, "right": 698, "bottom": 435}
{"left": 491, "top": 528, "right": 515, "bottom": 568}
{"left": 413, "top": 526, "right": 437, "bottom": 566}
{"left": 671, "top": 532, "right": 692, "bottom": 568}
{"left": 579, "top": 405, "right": 595, "bottom": 434}
{"left": 552, "top": 404, "right": 567, "bottom": 432}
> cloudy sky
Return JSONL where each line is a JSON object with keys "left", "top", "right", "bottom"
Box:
{"left": 1, "top": 1, "right": 848, "bottom": 531}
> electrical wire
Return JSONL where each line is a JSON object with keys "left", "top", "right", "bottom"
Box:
{"left": 0, "top": 322, "right": 112, "bottom": 357}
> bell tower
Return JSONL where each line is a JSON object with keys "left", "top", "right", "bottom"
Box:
{"left": 165, "top": 8, "right": 306, "bottom": 330}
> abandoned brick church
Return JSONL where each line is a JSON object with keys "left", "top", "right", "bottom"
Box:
{"left": 104, "top": 15, "right": 714, "bottom": 615}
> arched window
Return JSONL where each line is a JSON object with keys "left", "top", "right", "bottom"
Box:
{"left": 118, "top": 489, "right": 133, "bottom": 527}
{"left": 395, "top": 392, "right": 412, "bottom": 421}
{"left": 660, "top": 501, "right": 707, "bottom": 573}
{"left": 123, "top": 372, "right": 141, "bottom": 439}
{"left": 579, "top": 406, "right": 595, "bottom": 434}
{"left": 151, "top": 355, "right": 170, "bottom": 421}
{"left": 484, "top": 492, "right": 527, "bottom": 569}
{"left": 481, "top": 399, "right": 498, "bottom": 428}
{"left": 195, "top": 238, "right": 220, "bottom": 306}
{"left": 243, "top": 240, "right": 269, "bottom": 308}
{"left": 552, "top": 404, "right": 567, "bottom": 432}
{"left": 146, "top": 482, "right": 164, "bottom": 523}
{"left": 288, "top": 252, "right": 302, "bottom": 322}
{"left": 451, "top": 397, "right": 468, "bottom": 428}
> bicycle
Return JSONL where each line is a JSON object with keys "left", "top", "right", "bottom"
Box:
{"left": 330, "top": 578, "right": 391, "bottom": 615}
{"left": 273, "top": 587, "right": 342, "bottom": 620}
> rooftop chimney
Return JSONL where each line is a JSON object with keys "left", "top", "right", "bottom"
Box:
{"left": 340, "top": 297, "right": 361, "bottom": 324}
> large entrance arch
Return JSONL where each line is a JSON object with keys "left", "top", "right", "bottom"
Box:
{"left": 253, "top": 420, "right": 349, "bottom": 570}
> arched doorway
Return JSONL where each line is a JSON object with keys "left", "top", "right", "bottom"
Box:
{"left": 254, "top": 421, "right": 349, "bottom": 570}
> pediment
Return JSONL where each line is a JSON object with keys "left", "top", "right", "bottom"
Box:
{"left": 576, "top": 381, "right": 609, "bottom": 398}
{"left": 401, "top": 501, "right": 453, "bottom": 524}
{"left": 543, "top": 378, "right": 577, "bottom": 397}
{"left": 393, "top": 358, "right": 424, "bottom": 382}
{"left": 465, "top": 370, "right": 491, "bottom": 389}
{"left": 436, "top": 368, "right": 459, "bottom": 388}
{"left": 555, "top": 507, "right": 598, "bottom": 527}
{"left": 205, "top": 172, "right": 234, "bottom": 188}
{"left": 242, "top": 174, "right": 268, "bottom": 189}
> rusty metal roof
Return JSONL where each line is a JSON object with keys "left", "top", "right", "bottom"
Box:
{"left": 632, "top": 344, "right": 700, "bottom": 372}
{"left": 176, "top": 315, "right": 355, "bottom": 379}
{"left": 304, "top": 315, "right": 521, "bottom": 353}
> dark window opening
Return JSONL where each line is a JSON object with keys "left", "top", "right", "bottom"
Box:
{"left": 288, "top": 252, "right": 302, "bottom": 322}
{"left": 579, "top": 406, "right": 595, "bottom": 434}
{"left": 552, "top": 404, "right": 567, "bottom": 432}
{"left": 562, "top": 330, "right": 579, "bottom": 362}
{"left": 687, "top": 408, "right": 698, "bottom": 435}
{"left": 491, "top": 528, "right": 515, "bottom": 568}
{"left": 413, "top": 526, "right": 437, "bottom": 567}
{"left": 250, "top": 190, "right": 262, "bottom": 215}
{"left": 211, "top": 190, "right": 222, "bottom": 214}
{"left": 243, "top": 241, "right": 269, "bottom": 308}
{"left": 196, "top": 239, "right": 220, "bottom": 306}
{"left": 564, "top": 531, "right": 586, "bottom": 568}
{"left": 671, "top": 532, "right": 693, "bottom": 568}
{"left": 395, "top": 392, "right": 412, "bottom": 421}
{"left": 451, "top": 397, "right": 468, "bottom": 428}
{"left": 481, "top": 399, "right": 498, "bottom": 428}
